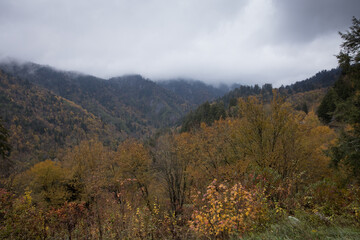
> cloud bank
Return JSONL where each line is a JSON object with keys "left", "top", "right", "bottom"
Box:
{"left": 0, "top": 0, "right": 359, "bottom": 85}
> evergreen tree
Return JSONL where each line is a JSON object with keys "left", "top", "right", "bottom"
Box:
{"left": 0, "top": 119, "right": 10, "bottom": 159}
{"left": 317, "top": 88, "right": 338, "bottom": 123}
{"left": 301, "top": 102, "right": 309, "bottom": 114}
{"left": 337, "top": 17, "right": 360, "bottom": 71}
{"left": 0, "top": 118, "right": 12, "bottom": 178}
{"left": 328, "top": 17, "right": 360, "bottom": 183}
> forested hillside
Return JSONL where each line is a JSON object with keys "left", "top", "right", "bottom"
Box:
{"left": 108, "top": 75, "right": 191, "bottom": 128}
{"left": 158, "top": 79, "right": 228, "bottom": 105}
{"left": 180, "top": 70, "right": 337, "bottom": 132}
{"left": 0, "top": 62, "right": 192, "bottom": 135}
{"left": 0, "top": 70, "right": 123, "bottom": 173}
{"left": 286, "top": 68, "right": 341, "bottom": 93}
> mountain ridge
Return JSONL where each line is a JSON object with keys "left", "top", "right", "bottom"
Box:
{"left": 0, "top": 61, "right": 194, "bottom": 135}
{"left": 0, "top": 60, "right": 341, "bottom": 136}
{"left": 0, "top": 69, "right": 123, "bottom": 169}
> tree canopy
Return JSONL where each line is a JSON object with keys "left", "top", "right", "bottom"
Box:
{"left": 337, "top": 17, "right": 360, "bottom": 70}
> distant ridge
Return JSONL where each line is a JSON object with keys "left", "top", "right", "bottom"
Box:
{"left": 0, "top": 61, "right": 193, "bottom": 136}
{"left": 0, "top": 69, "right": 122, "bottom": 168}
{"left": 180, "top": 68, "right": 341, "bottom": 132}
{"left": 158, "top": 79, "right": 229, "bottom": 105}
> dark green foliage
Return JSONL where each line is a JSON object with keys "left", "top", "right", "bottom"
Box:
{"left": 0, "top": 119, "right": 11, "bottom": 159}
{"left": 229, "top": 98, "right": 238, "bottom": 107}
{"left": 321, "top": 17, "right": 360, "bottom": 184}
{"left": 0, "top": 62, "right": 192, "bottom": 136}
{"left": 261, "top": 83, "right": 273, "bottom": 101}
{"left": 221, "top": 69, "right": 339, "bottom": 109}
{"left": 181, "top": 101, "right": 226, "bottom": 132}
{"left": 108, "top": 75, "right": 190, "bottom": 129}
{"left": 289, "top": 68, "right": 341, "bottom": 93}
{"left": 0, "top": 118, "right": 12, "bottom": 178}
{"left": 333, "top": 76, "right": 355, "bottom": 100}
{"left": 301, "top": 102, "right": 309, "bottom": 114}
{"left": 317, "top": 67, "right": 359, "bottom": 124}
{"left": 330, "top": 127, "right": 360, "bottom": 183}
{"left": 158, "top": 79, "right": 228, "bottom": 105}
{"left": 337, "top": 17, "right": 360, "bottom": 69}
{"left": 317, "top": 17, "right": 360, "bottom": 124}
{"left": 329, "top": 92, "right": 360, "bottom": 184}
{"left": 317, "top": 88, "right": 338, "bottom": 123}
{"left": 220, "top": 84, "right": 263, "bottom": 107}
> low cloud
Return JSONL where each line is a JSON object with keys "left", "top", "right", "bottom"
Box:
{"left": 0, "top": 0, "right": 358, "bottom": 85}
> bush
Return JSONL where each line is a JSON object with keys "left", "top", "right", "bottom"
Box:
{"left": 189, "top": 179, "right": 268, "bottom": 239}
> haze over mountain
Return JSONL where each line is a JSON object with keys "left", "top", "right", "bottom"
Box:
{"left": 158, "top": 79, "right": 229, "bottom": 105}
{"left": 0, "top": 61, "right": 194, "bottom": 135}
{"left": 1, "top": 0, "right": 359, "bottom": 85}
{"left": 0, "top": 59, "right": 341, "bottom": 141}
{"left": 1, "top": 59, "right": 341, "bottom": 138}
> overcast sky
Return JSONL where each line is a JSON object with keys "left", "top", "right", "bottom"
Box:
{"left": 0, "top": 0, "right": 359, "bottom": 86}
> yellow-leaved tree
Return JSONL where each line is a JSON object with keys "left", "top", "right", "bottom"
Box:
{"left": 17, "top": 159, "right": 70, "bottom": 208}
{"left": 231, "top": 94, "right": 335, "bottom": 181}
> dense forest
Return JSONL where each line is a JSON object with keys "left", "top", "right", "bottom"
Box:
{"left": 0, "top": 17, "right": 360, "bottom": 239}
{"left": 158, "top": 79, "right": 229, "bottom": 105}
{"left": 0, "top": 63, "right": 197, "bottom": 136}
{"left": 180, "top": 69, "right": 340, "bottom": 132}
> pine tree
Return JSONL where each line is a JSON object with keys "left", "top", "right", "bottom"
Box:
{"left": 328, "top": 17, "right": 360, "bottom": 183}
{"left": 0, "top": 118, "right": 12, "bottom": 178}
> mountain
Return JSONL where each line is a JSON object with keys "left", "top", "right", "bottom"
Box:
{"left": 0, "top": 69, "right": 123, "bottom": 169}
{"left": 158, "top": 79, "right": 229, "bottom": 105}
{"left": 0, "top": 61, "right": 192, "bottom": 136}
{"left": 107, "top": 75, "right": 192, "bottom": 128}
{"left": 180, "top": 69, "right": 340, "bottom": 132}
{"left": 0, "top": 60, "right": 340, "bottom": 138}
{"left": 218, "top": 69, "right": 341, "bottom": 108}
{"left": 284, "top": 68, "right": 341, "bottom": 93}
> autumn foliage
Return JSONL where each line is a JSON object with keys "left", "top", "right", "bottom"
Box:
{"left": 0, "top": 92, "right": 359, "bottom": 239}
{"left": 190, "top": 179, "right": 268, "bottom": 238}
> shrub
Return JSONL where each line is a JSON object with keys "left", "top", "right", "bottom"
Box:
{"left": 189, "top": 179, "right": 268, "bottom": 239}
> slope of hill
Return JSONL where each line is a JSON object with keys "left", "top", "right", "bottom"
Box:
{"left": 0, "top": 61, "right": 192, "bottom": 135}
{"left": 285, "top": 68, "right": 341, "bottom": 93}
{"left": 219, "top": 69, "right": 340, "bottom": 108}
{"left": 0, "top": 70, "right": 123, "bottom": 170}
{"left": 0, "top": 61, "right": 340, "bottom": 138}
{"left": 287, "top": 88, "right": 328, "bottom": 113}
{"left": 107, "top": 75, "right": 192, "bottom": 128}
{"left": 180, "top": 69, "right": 339, "bottom": 132}
{"left": 158, "top": 79, "right": 229, "bottom": 105}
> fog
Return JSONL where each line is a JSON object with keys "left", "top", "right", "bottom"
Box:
{"left": 0, "top": 0, "right": 359, "bottom": 85}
